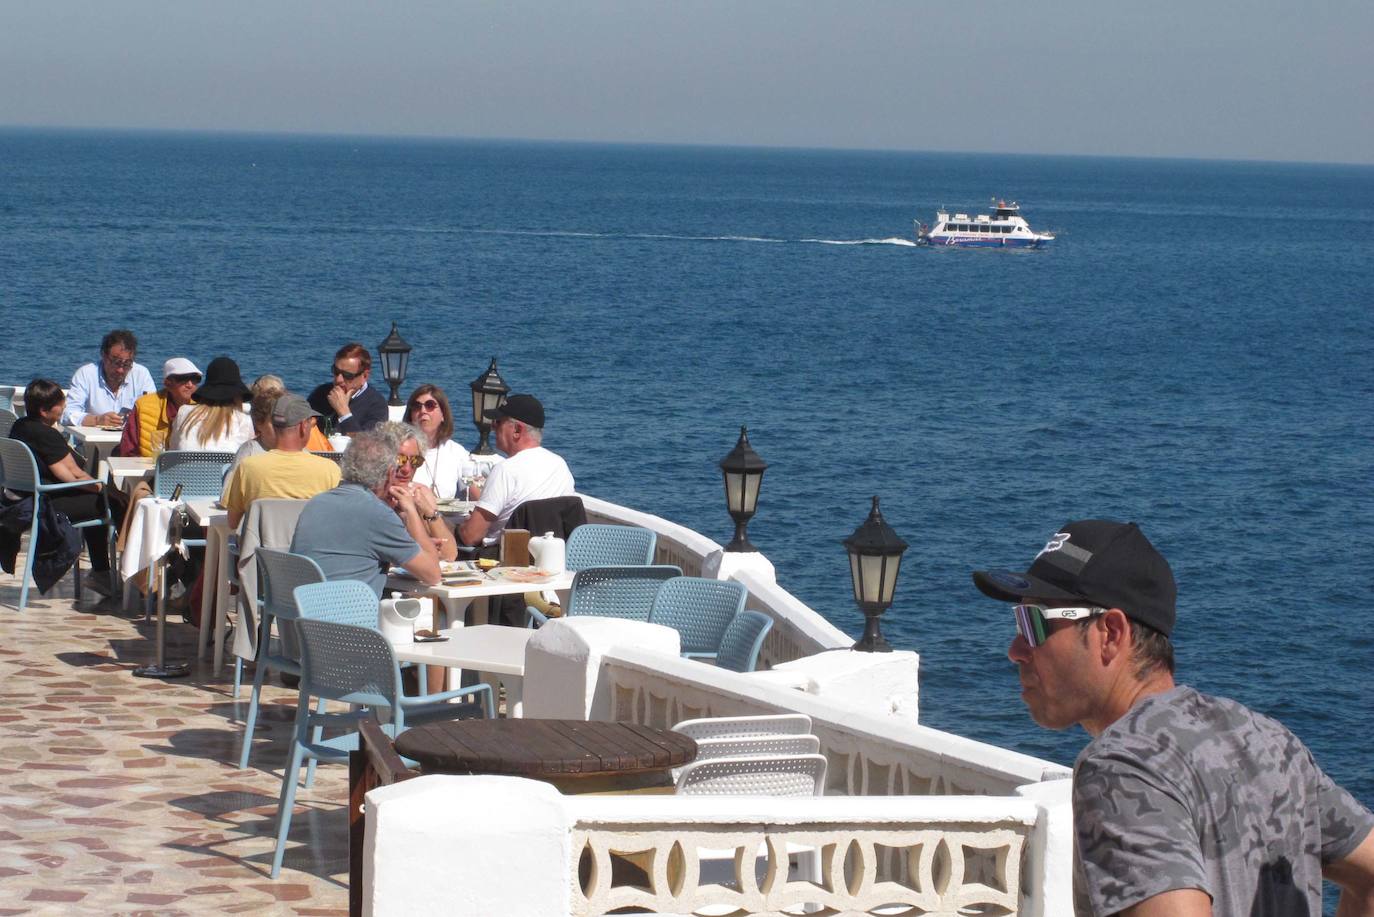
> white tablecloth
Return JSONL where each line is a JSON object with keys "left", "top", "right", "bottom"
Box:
{"left": 119, "top": 497, "right": 185, "bottom": 578}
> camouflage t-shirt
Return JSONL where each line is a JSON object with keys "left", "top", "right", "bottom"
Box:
{"left": 1072, "top": 686, "right": 1373, "bottom": 916}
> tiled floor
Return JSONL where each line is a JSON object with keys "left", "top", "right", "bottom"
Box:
{"left": 0, "top": 568, "right": 348, "bottom": 915}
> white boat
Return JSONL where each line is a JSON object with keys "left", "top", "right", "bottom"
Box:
{"left": 916, "top": 199, "right": 1055, "bottom": 248}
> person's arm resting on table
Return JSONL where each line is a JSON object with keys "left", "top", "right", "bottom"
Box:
{"left": 457, "top": 507, "right": 495, "bottom": 548}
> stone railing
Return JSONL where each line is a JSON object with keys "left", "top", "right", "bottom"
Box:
{"left": 579, "top": 493, "right": 852, "bottom": 665}
{"left": 365, "top": 777, "right": 1071, "bottom": 917}
{"left": 600, "top": 646, "right": 1068, "bottom": 798}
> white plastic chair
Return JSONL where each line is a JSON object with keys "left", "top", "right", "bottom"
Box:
{"left": 672, "top": 713, "right": 812, "bottom": 743}
{"left": 674, "top": 753, "right": 827, "bottom": 797}
{"left": 672, "top": 733, "right": 820, "bottom": 782}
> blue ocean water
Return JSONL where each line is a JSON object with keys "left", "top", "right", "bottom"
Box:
{"left": 2, "top": 130, "right": 1370, "bottom": 808}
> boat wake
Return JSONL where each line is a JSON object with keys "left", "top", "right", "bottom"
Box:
{"left": 469, "top": 228, "right": 920, "bottom": 247}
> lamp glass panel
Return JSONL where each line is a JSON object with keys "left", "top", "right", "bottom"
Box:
{"left": 740, "top": 472, "right": 761, "bottom": 515}
{"left": 880, "top": 554, "right": 902, "bottom": 604}
{"left": 393, "top": 350, "right": 409, "bottom": 383}
{"left": 723, "top": 470, "right": 745, "bottom": 514}
{"left": 470, "top": 390, "right": 484, "bottom": 425}
{"left": 858, "top": 552, "right": 887, "bottom": 605}
{"left": 848, "top": 553, "right": 864, "bottom": 604}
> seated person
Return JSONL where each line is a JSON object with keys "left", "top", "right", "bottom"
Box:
{"left": 229, "top": 375, "right": 334, "bottom": 476}
{"left": 291, "top": 428, "right": 446, "bottom": 597}
{"left": 169, "top": 356, "right": 254, "bottom": 452}
{"left": 307, "top": 342, "right": 388, "bottom": 435}
{"left": 374, "top": 421, "right": 457, "bottom": 563}
{"left": 402, "top": 384, "right": 472, "bottom": 500}
{"left": 458, "top": 395, "right": 574, "bottom": 550}
{"left": 115, "top": 357, "right": 200, "bottom": 457}
{"left": 6, "top": 379, "right": 122, "bottom": 593}
{"left": 63, "top": 328, "right": 156, "bottom": 428}
{"left": 222, "top": 393, "right": 341, "bottom": 529}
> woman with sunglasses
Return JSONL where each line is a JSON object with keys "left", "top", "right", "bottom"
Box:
{"left": 374, "top": 421, "right": 456, "bottom": 562}
{"left": 402, "top": 384, "right": 472, "bottom": 500}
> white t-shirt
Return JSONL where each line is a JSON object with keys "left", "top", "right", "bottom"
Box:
{"left": 414, "top": 438, "right": 471, "bottom": 500}
{"left": 170, "top": 406, "right": 255, "bottom": 453}
{"left": 474, "top": 446, "right": 575, "bottom": 544}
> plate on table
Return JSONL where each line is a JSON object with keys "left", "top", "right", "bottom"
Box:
{"left": 486, "top": 567, "right": 557, "bottom": 584}
{"left": 434, "top": 499, "right": 475, "bottom": 514}
{"left": 99, "top": 425, "right": 125, "bottom": 431}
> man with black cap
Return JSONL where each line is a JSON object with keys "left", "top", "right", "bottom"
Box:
{"left": 974, "top": 520, "right": 1374, "bottom": 916}
{"left": 457, "top": 394, "right": 574, "bottom": 550}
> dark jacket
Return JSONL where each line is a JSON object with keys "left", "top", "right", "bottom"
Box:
{"left": 307, "top": 382, "right": 389, "bottom": 434}
{"left": 0, "top": 494, "right": 83, "bottom": 593}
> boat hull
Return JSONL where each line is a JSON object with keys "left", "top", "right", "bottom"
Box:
{"left": 923, "top": 234, "right": 1050, "bottom": 248}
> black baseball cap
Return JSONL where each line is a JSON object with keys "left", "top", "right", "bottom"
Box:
{"left": 972, "top": 520, "right": 1176, "bottom": 636}
{"left": 483, "top": 393, "right": 545, "bottom": 429}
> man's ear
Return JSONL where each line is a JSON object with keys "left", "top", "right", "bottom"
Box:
{"left": 1098, "top": 608, "right": 1133, "bottom": 666}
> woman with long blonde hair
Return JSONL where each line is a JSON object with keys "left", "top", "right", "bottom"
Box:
{"left": 170, "top": 356, "right": 254, "bottom": 452}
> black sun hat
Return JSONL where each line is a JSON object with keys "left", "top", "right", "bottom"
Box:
{"left": 972, "top": 519, "right": 1177, "bottom": 636}
{"left": 192, "top": 356, "right": 252, "bottom": 405}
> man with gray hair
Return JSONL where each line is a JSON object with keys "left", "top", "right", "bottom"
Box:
{"left": 290, "top": 427, "right": 448, "bottom": 596}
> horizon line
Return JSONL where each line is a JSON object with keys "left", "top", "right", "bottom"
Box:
{"left": 2, "top": 121, "right": 1371, "bottom": 171}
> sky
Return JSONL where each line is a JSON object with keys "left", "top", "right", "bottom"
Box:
{"left": 3, "top": 0, "right": 1371, "bottom": 165}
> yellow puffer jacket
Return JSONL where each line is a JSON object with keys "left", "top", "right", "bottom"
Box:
{"left": 133, "top": 391, "right": 173, "bottom": 457}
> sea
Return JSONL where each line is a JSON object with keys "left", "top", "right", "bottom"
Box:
{"left": 2, "top": 129, "right": 1370, "bottom": 810}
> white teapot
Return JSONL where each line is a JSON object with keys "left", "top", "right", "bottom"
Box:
{"left": 528, "top": 531, "right": 566, "bottom": 574}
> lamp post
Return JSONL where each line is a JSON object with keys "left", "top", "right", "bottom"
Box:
{"left": 843, "top": 496, "right": 907, "bottom": 652}
{"left": 468, "top": 357, "right": 509, "bottom": 455}
{"left": 377, "top": 323, "right": 412, "bottom": 407}
{"left": 719, "top": 426, "right": 767, "bottom": 553}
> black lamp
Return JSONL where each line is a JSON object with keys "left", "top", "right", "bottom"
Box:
{"left": 377, "top": 322, "right": 412, "bottom": 406}
{"left": 468, "top": 357, "right": 509, "bottom": 455}
{"left": 719, "top": 426, "right": 767, "bottom": 553}
{"left": 843, "top": 496, "right": 908, "bottom": 652}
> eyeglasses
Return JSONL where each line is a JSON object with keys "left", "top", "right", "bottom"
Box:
{"left": 332, "top": 365, "right": 363, "bottom": 381}
{"left": 394, "top": 454, "right": 426, "bottom": 470}
{"left": 168, "top": 374, "right": 202, "bottom": 385}
{"left": 105, "top": 356, "right": 135, "bottom": 370}
{"left": 412, "top": 399, "right": 441, "bottom": 413}
{"left": 1012, "top": 604, "right": 1105, "bottom": 648}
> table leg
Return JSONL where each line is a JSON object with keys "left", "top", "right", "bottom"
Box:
{"left": 133, "top": 558, "right": 189, "bottom": 679}
{"left": 197, "top": 526, "right": 221, "bottom": 661}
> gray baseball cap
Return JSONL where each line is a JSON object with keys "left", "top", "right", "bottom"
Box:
{"left": 271, "top": 392, "right": 321, "bottom": 426}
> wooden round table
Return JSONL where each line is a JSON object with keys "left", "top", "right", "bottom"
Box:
{"left": 394, "top": 718, "right": 698, "bottom": 793}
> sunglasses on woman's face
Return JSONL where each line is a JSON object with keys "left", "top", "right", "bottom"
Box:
{"left": 394, "top": 454, "right": 426, "bottom": 470}
{"left": 412, "top": 399, "right": 441, "bottom": 413}
{"left": 1012, "top": 604, "right": 1105, "bottom": 648}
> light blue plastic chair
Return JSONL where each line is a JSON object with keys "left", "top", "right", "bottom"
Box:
{"left": 308, "top": 451, "right": 344, "bottom": 464}
{"left": 146, "top": 450, "right": 235, "bottom": 615}
{"left": 647, "top": 577, "right": 748, "bottom": 660}
{"left": 237, "top": 548, "right": 325, "bottom": 771}
{"left": 0, "top": 408, "right": 16, "bottom": 438}
{"left": 716, "top": 609, "right": 774, "bottom": 673}
{"left": 565, "top": 524, "right": 657, "bottom": 569}
{"left": 528, "top": 564, "right": 681, "bottom": 627}
{"left": 270, "top": 617, "right": 492, "bottom": 878}
{"left": 0, "top": 439, "right": 117, "bottom": 611}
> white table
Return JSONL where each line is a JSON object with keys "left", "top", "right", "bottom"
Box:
{"left": 385, "top": 567, "right": 575, "bottom": 630}
{"left": 106, "top": 455, "right": 155, "bottom": 493}
{"left": 391, "top": 625, "right": 534, "bottom": 717}
{"left": 185, "top": 498, "right": 235, "bottom": 675}
{"left": 65, "top": 424, "right": 124, "bottom": 473}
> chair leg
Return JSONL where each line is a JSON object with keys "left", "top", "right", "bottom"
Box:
{"left": 271, "top": 690, "right": 313, "bottom": 879}
{"left": 303, "top": 696, "right": 328, "bottom": 789}
{"left": 237, "top": 658, "right": 271, "bottom": 770}
{"left": 232, "top": 657, "right": 243, "bottom": 699}
{"left": 17, "top": 513, "right": 39, "bottom": 612}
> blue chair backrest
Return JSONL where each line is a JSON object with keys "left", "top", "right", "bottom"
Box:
{"left": 0, "top": 439, "right": 40, "bottom": 492}
{"left": 256, "top": 548, "right": 326, "bottom": 660}
{"left": 566, "top": 565, "right": 681, "bottom": 621}
{"left": 716, "top": 610, "right": 774, "bottom": 673}
{"left": 565, "top": 524, "right": 657, "bottom": 570}
{"left": 295, "top": 618, "right": 401, "bottom": 709}
{"left": 0, "top": 408, "right": 16, "bottom": 438}
{"left": 648, "top": 577, "right": 748, "bottom": 656}
{"left": 293, "top": 579, "right": 383, "bottom": 629}
{"left": 154, "top": 450, "right": 235, "bottom": 499}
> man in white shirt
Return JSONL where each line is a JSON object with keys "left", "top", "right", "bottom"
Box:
{"left": 458, "top": 394, "right": 574, "bottom": 549}
{"left": 63, "top": 329, "right": 156, "bottom": 427}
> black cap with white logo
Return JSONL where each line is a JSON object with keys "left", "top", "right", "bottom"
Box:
{"left": 972, "top": 519, "right": 1176, "bottom": 636}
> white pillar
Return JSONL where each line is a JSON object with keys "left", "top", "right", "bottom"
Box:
{"left": 365, "top": 776, "right": 572, "bottom": 917}
{"left": 770, "top": 649, "right": 920, "bottom": 723}
{"left": 523, "top": 618, "right": 681, "bottom": 720}
{"left": 1015, "top": 777, "right": 1074, "bottom": 917}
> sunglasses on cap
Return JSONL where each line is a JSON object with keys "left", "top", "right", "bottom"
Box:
{"left": 394, "top": 454, "right": 426, "bottom": 470}
{"left": 412, "top": 399, "right": 441, "bottom": 412}
{"left": 332, "top": 364, "right": 363, "bottom": 381}
{"left": 1013, "top": 604, "right": 1105, "bottom": 648}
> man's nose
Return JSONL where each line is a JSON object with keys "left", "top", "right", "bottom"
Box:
{"left": 1007, "top": 634, "right": 1032, "bottom": 664}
